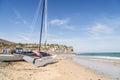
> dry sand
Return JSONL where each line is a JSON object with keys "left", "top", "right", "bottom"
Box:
{"left": 0, "top": 57, "right": 111, "bottom": 80}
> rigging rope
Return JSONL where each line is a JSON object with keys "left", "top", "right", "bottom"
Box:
{"left": 30, "top": 0, "right": 42, "bottom": 36}
{"left": 29, "top": 0, "right": 48, "bottom": 52}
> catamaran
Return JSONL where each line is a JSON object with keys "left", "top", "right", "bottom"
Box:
{"left": 0, "top": 0, "right": 56, "bottom": 67}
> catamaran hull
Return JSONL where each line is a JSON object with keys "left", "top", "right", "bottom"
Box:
{"left": 0, "top": 54, "right": 23, "bottom": 61}
{"left": 23, "top": 55, "right": 56, "bottom": 67}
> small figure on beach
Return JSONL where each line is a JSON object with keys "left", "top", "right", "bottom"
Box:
{"left": 3, "top": 47, "right": 8, "bottom": 54}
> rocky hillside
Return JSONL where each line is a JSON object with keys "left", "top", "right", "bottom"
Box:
{"left": 0, "top": 38, "right": 14, "bottom": 44}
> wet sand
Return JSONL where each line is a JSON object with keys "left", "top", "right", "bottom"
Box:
{"left": 72, "top": 56, "right": 120, "bottom": 79}
{"left": 0, "top": 57, "right": 111, "bottom": 80}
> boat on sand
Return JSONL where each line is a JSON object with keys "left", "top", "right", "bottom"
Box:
{"left": 0, "top": 54, "right": 23, "bottom": 61}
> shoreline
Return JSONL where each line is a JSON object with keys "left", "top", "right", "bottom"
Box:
{"left": 71, "top": 55, "right": 120, "bottom": 79}
{"left": 0, "top": 56, "right": 111, "bottom": 80}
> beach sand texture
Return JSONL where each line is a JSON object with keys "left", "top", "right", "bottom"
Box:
{"left": 0, "top": 57, "right": 111, "bottom": 80}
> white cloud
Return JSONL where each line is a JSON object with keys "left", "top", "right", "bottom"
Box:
{"left": 18, "top": 35, "right": 31, "bottom": 42}
{"left": 101, "top": 16, "right": 120, "bottom": 28}
{"left": 21, "top": 35, "right": 29, "bottom": 40}
{"left": 88, "top": 23, "right": 113, "bottom": 36}
{"left": 14, "top": 31, "right": 41, "bottom": 43}
{"left": 64, "top": 25, "right": 75, "bottom": 30}
{"left": 49, "top": 18, "right": 75, "bottom": 30}
{"left": 15, "top": 32, "right": 32, "bottom": 43}
{"left": 15, "top": 18, "right": 27, "bottom": 25}
{"left": 14, "top": 9, "right": 28, "bottom": 25}
{"left": 50, "top": 19, "right": 69, "bottom": 26}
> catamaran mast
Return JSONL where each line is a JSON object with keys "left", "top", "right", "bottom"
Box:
{"left": 44, "top": 0, "right": 48, "bottom": 50}
{"left": 39, "top": 0, "right": 45, "bottom": 52}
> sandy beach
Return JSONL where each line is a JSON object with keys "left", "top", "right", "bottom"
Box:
{"left": 0, "top": 57, "right": 111, "bottom": 80}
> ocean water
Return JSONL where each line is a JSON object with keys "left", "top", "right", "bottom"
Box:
{"left": 77, "top": 52, "right": 120, "bottom": 57}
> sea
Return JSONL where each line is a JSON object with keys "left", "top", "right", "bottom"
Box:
{"left": 76, "top": 52, "right": 120, "bottom": 62}
{"left": 77, "top": 52, "right": 120, "bottom": 57}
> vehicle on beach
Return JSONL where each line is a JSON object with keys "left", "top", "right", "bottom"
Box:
{"left": 11, "top": 47, "right": 24, "bottom": 54}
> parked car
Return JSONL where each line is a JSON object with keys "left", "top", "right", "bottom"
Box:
{"left": 11, "top": 48, "right": 24, "bottom": 54}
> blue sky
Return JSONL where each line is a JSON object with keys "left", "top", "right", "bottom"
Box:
{"left": 0, "top": 0, "right": 120, "bottom": 52}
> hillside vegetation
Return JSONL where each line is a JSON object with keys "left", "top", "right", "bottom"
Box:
{"left": 0, "top": 39, "right": 74, "bottom": 54}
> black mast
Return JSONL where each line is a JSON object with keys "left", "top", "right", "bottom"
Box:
{"left": 39, "top": 0, "right": 45, "bottom": 52}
